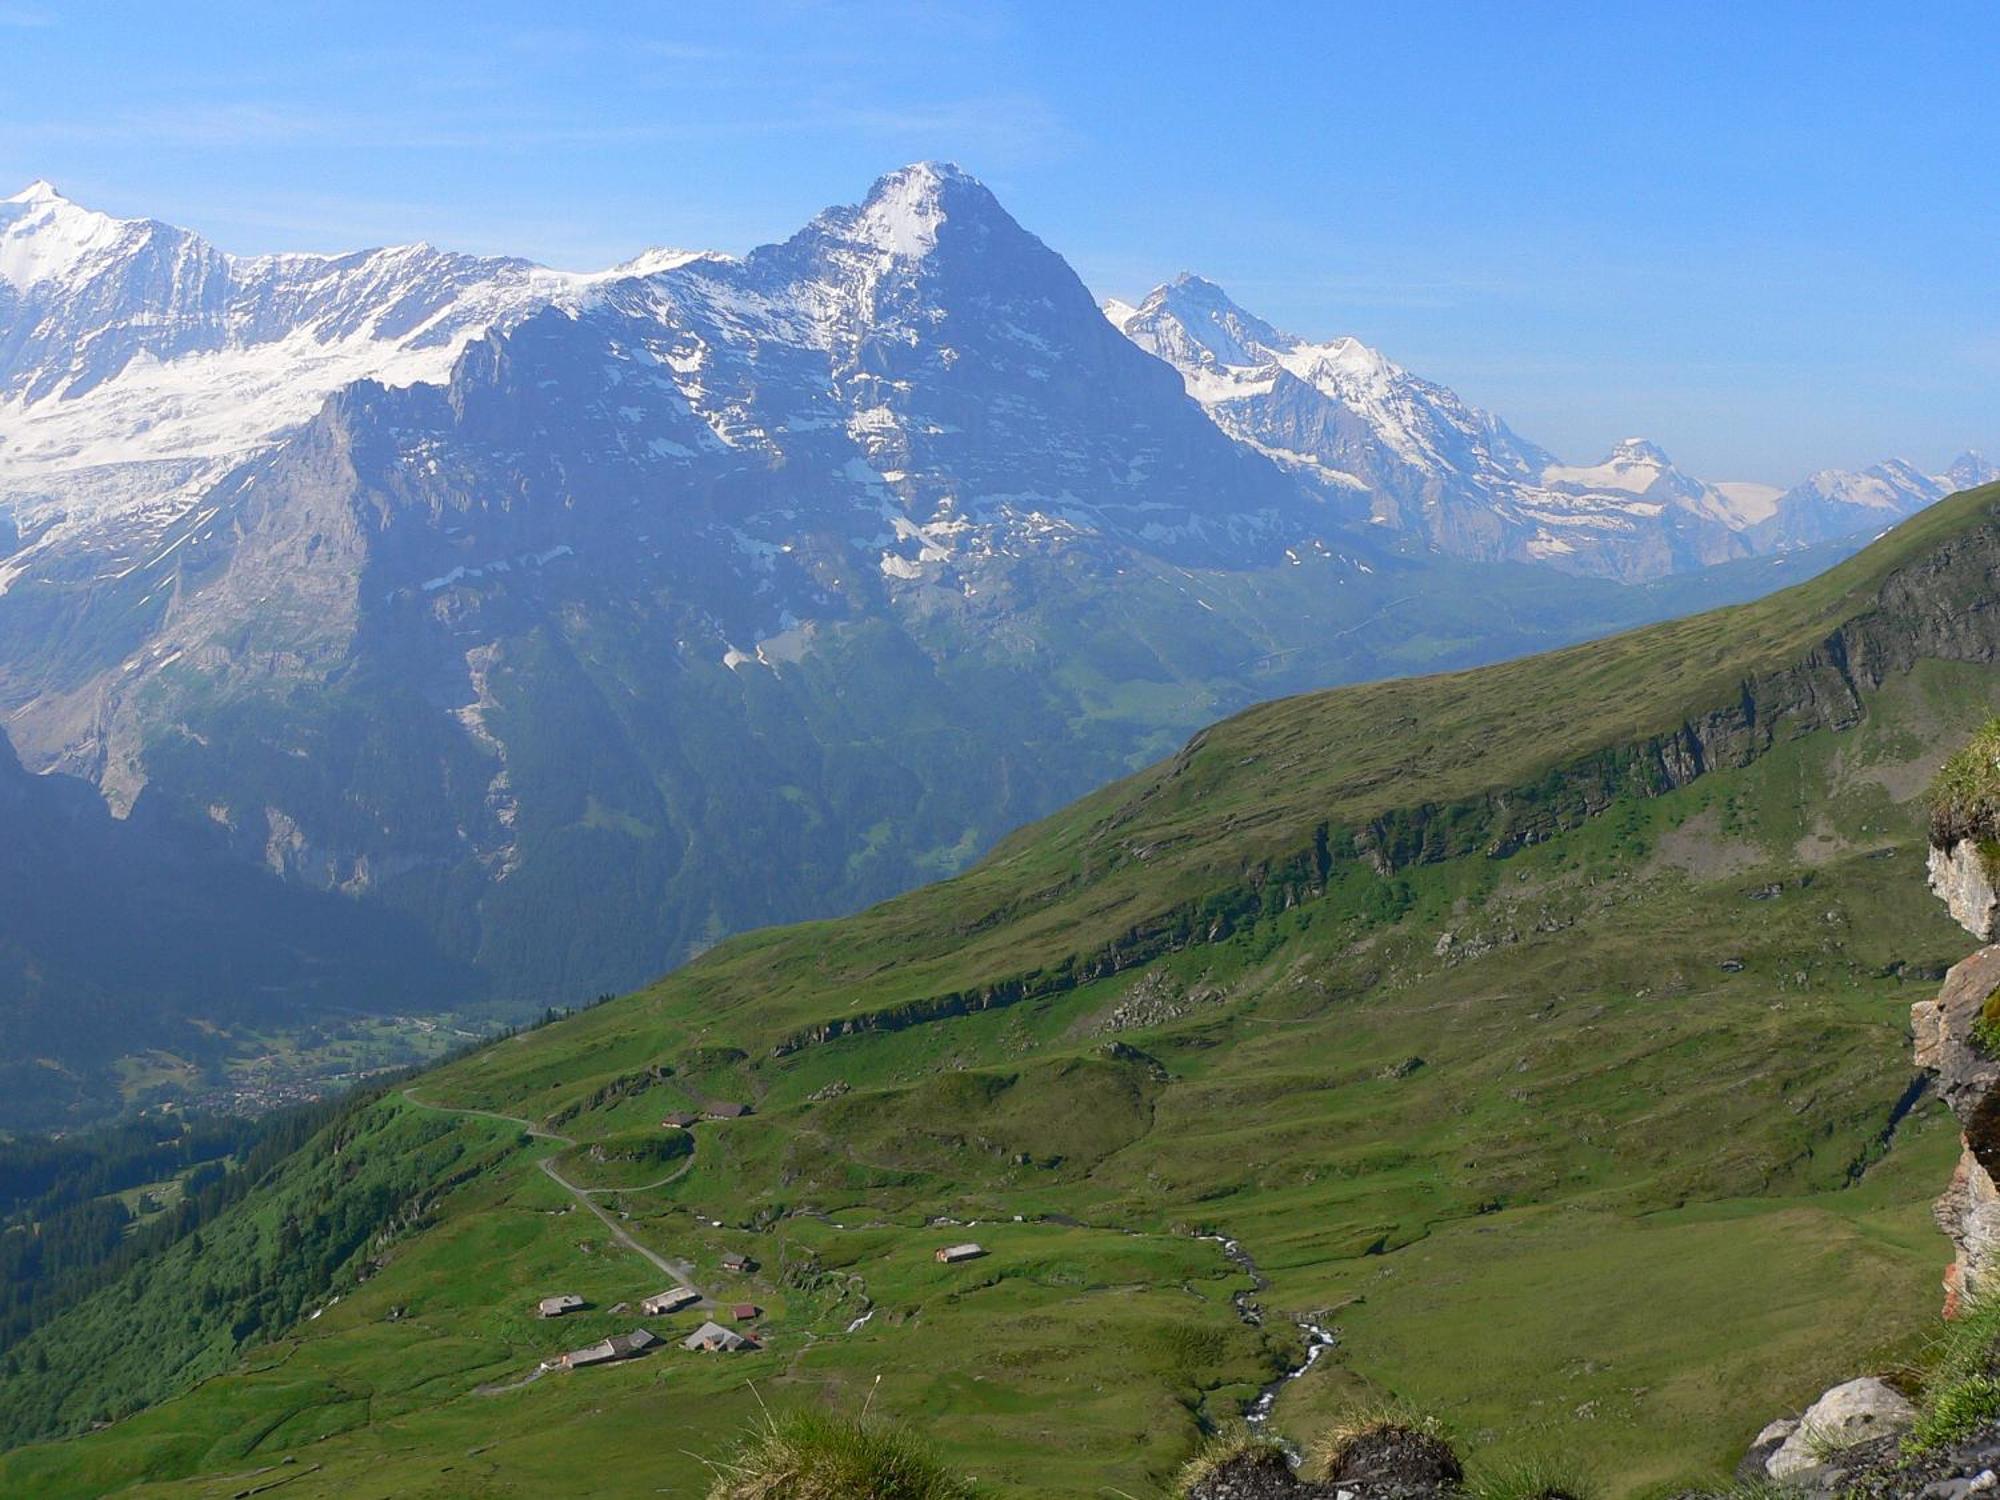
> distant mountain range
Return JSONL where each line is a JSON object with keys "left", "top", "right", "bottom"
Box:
{"left": 3, "top": 172, "right": 1983, "bottom": 590}
{"left": 1108, "top": 272, "right": 1993, "bottom": 580}
{"left": 0, "top": 163, "right": 1986, "bottom": 1120}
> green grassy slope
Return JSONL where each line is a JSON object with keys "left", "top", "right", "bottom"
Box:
{"left": 5, "top": 486, "right": 2000, "bottom": 1498}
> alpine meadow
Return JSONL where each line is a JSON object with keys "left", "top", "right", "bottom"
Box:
{"left": 3, "top": 8, "right": 1999, "bottom": 1499}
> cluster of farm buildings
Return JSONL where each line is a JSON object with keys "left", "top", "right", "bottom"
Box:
{"left": 531, "top": 1240, "right": 985, "bottom": 1373}
{"left": 534, "top": 1254, "right": 769, "bottom": 1371}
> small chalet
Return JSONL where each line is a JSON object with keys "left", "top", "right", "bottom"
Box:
{"left": 537, "top": 1293, "right": 586, "bottom": 1317}
{"left": 683, "top": 1320, "right": 753, "bottom": 1353}
{"left": 703, "top": 1101, "right": 751, "bottom": 1120}
{"left": 642, "top": 1286, "right": 701, "bottom": 1316}
{"left": 720, "top": 1251, "right": 754, "bottom": 1273}
{"left": 935, "top": 1243, "right": 986, "bottom": 1264}
{"left": 660, "top": 1112, "right": 699, "bottom": 1129}
{"left": 608, "top": 1328, "right": 661, "bottom": 1357}
{"left": 730, "top": 1302, "right": 760, "bottom": 1321}
{"left": 561, "top": 1327, "right": 660, "bottom": 1369}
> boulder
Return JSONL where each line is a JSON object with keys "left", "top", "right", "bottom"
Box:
{"left": 1766, "top": 1378, "right": 1916, "bottom": 1480}
{"left": 1736, "top": 1417, "right": 1799, "bottom": 1482}
{"left": 1931, "top": 841, "right": 2000, "bottom": 943}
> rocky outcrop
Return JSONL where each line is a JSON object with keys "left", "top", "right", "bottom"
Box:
{"left": 1933, "top": 1148, "right": 2000, "bottom": 1319}
{"left": 1913, "top": 863, "right": 2000, "bottom": 1315}
{"left": 1932, "top": 841, "right": 2000, "bottom": 944}
{"left": 1739, "top": 1416, "right": 1802, "bottom": 1479}
{"left": 1910, "top": 945, "right": 2000, "bottom": 1123}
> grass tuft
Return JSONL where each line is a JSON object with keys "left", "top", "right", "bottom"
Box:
{"left": 1927, "top": 718, "right": 2000, "bottom": 849}
{"left": 702, "top": 1408, "right": 977, "bottom": 1500}
{"left": 1907, "top": 1374, "right": 2000, "bottom": 1453}
{"left": 1172, "top": 1426, "right": 1292, "bottom": 1496}
{"left": 1919, "top": 1291, "right": 2000, "bottom": 1392}
{"left": 1464, "top": 1455, "right": 1596, "bottom": 1499}
{"left": 1901, "top": 1292, "right": 2000, "bottom": 1457}
{"left": 1973, "top": 986, "right": 2000, "bottom": 1056}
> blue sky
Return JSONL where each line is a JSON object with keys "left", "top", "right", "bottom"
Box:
{"left": 2, "top": 1, "right": 1992, "bottom": 483}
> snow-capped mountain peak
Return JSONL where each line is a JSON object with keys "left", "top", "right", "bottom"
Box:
{"left": 1539, "top": 436, "right": 1748, "bottom": 531}
{"left": 1116, "top": 274, "right": 1440, "bottom": 424}
{"left": 0, "top": 184, "right": 668, "bottom": 559}
{"left": 612, "top": 246, "right": 728, "bottom": 278}
{"left": 1611, "top": 436, "right": 1669, "bottom": 465}
{"left": 1876, "top": 456, "right": 1936, "bottom": 489}
{"left": 1111, "top": 273, "right": 1577, "bottom": 532}
{"left": 1110, "top": 277, "right": 1788, "bottom": 574}
{"left": 1748, "top": 452, "right": 1990, "bottom": 550}
{"left": 1111, "top": 273, "right": 1293, "bottom": 369}
{"left": 1110, "top": 270, "right": 1994, "bottom": 578}
{"left": 1543, "top": 437, "right": 1687, "bottom": 495}
{"left": 3, "top": 169, "right": 1990, "bottom": 603}
{"left": 835, "top": 160, "right": 984, "bottom": 260}
{"left": 1948, "top": 451, "right": 1998, "bottom": 490}
{"left": 0, "top": 179, "right": 152, "bottom": 291}
{"left": 1291, "top": 335, "right": 1400, "bottom": 389}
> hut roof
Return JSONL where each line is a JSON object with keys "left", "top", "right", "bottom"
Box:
{"left": 683, "top": 1320, "right": 749, "bottom": 1352}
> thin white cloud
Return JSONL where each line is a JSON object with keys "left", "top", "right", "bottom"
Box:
{"left": 5, "top": 103, "right": 339, "bottom": 147}
{"left": 638, "top": 40, "right": 737, "bottom": 62}
{"left": 0, "top": 90, "right": 1066, "bottom": 163}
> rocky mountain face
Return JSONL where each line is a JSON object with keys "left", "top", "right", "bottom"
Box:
{"left": 1109, "top": 273, "right": 1988, "bottom": 581}
{"left": 0, "top": 165, "right": 1395, "bottom": 1022}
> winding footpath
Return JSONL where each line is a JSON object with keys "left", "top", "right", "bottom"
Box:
{"left": 401, "top": 1087, "right": 702, "bottom": 1287}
